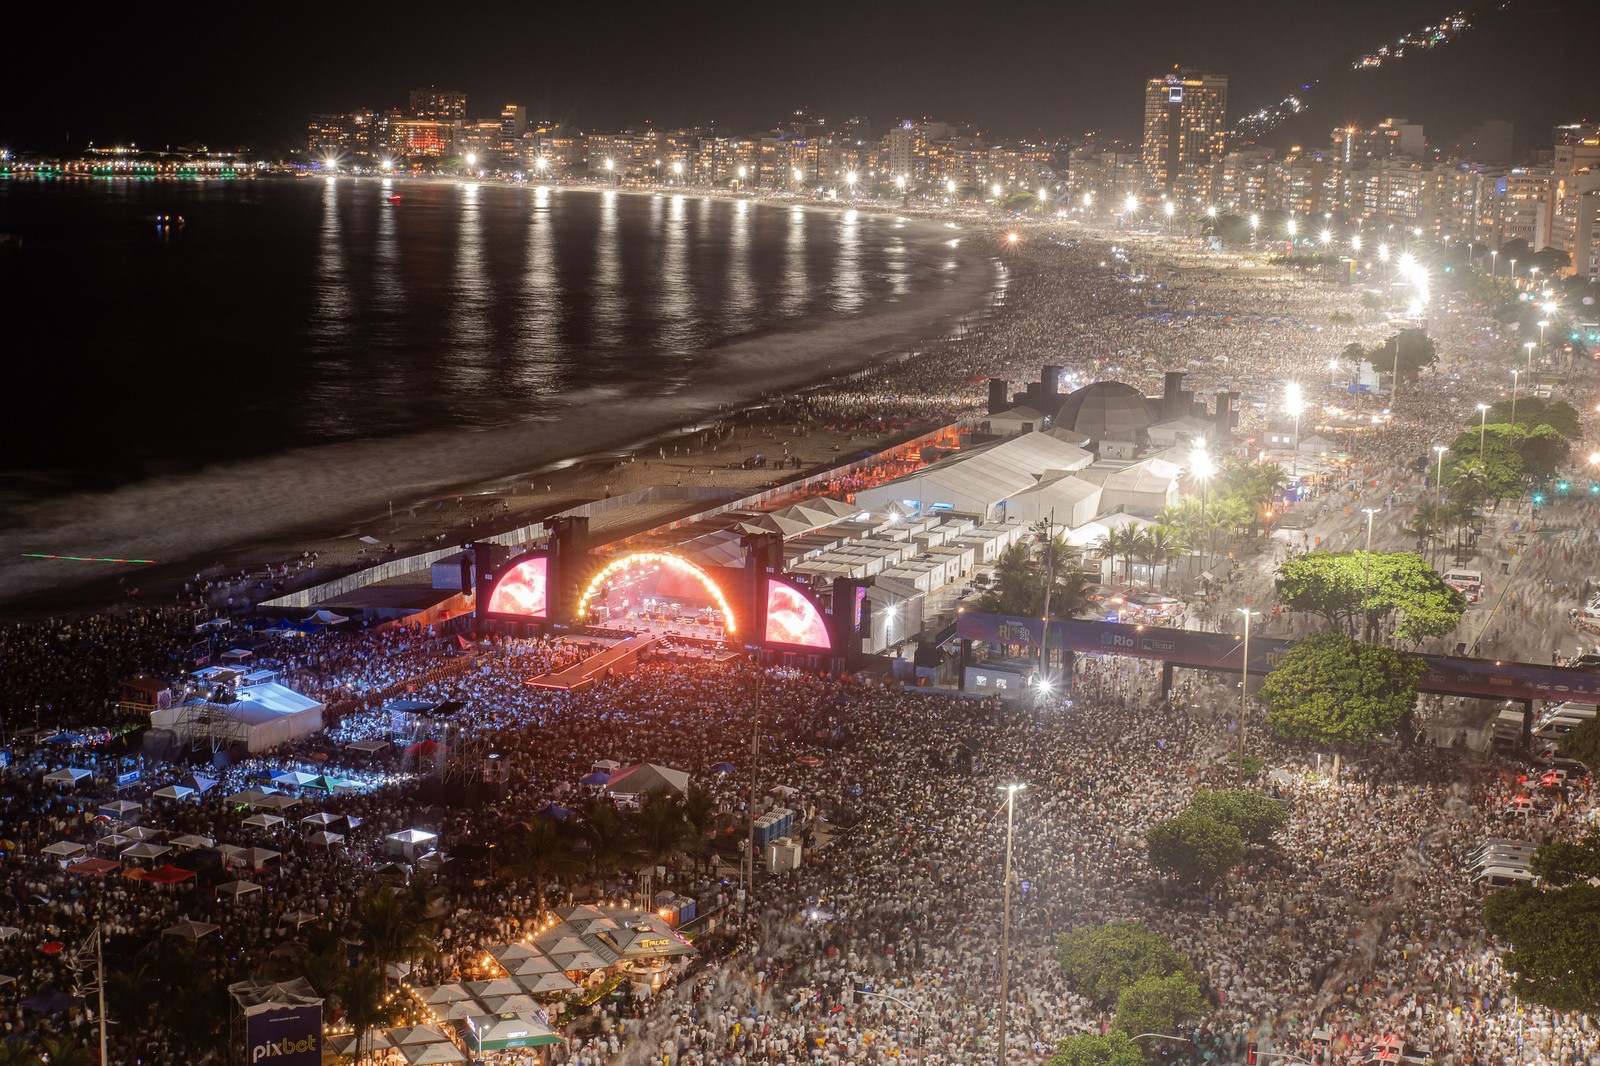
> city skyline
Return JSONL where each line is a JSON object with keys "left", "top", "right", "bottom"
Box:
{"left": 2, "top": 0, "right": 1596, "bottom": 153}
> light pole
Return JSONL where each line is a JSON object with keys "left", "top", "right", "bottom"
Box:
{"left": 1191, "top": 443, "right": 1215, "bottom": 574}
{"left": 1510, "top": 368, "right": 1521, "bottom": 430}
{"left": 1362, "top": 507, "right": 1380, "bottom": 640}
{"left": 1477, "top": 403, "right": 1490, "bottom": 461}
{"left": 1524, "top": 341, "right": 1537, "bottom": 379}
{"left": 998, "top": 782, "right": 1025, "bottom": 1066}
{"left": 855, "top": 990, "right": 930, "bottom": 1066}
{"left": 1489, "top": 249, "right": 1498, "bottom": 278}
{"left": 672, "top": 159, "right": 684, "bottom": 185}
{"left": 1538, "top": 320, "right": 1549, "bottom": 366}
{"left": 1236, "top": 608, "right": 1260, "bottom": 774}
{"left": 1432, "top": 445, "right": 1447, "bottom": 563}
{"left": 1285, "top": 382, "right": 1304, "bottom": 478}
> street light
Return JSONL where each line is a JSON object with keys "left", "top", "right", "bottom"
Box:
{"left": 845, "top": 171, "right": 858, "bottom": 196}
{"left": 1191, "top": 443, "right": 1215, "bottom": 571}
{"left": 464, "top": 152, "right": 476, "bottom": 171}
{"left": 535, "top": 155, "right": 551, "bottom": 180}
{"left": 1285, "top": 382, "right": 1304, "bottom": 476}
{"left": 1362, "top": 507, "right": 1380, "bottom": 638}
{"left": 1432, "top": 445, "right": 1448, "bottom": 562}
{"left": 1236, "top": 608, "right": 1261, "bottom": 774}
{"left": 1511, "top": 368, "right": 1521, "bottom": 429}
{"left": 998, "top": 783, "right": 1026, "bottom": 1066}
{"left": 854, "top": 990, "right": 930, "bottom": 1066}
{"left": 1477, "top": 403, "right": 1491, "bottom": 461}
{"left": 1124, "top": 193, "right": 1139, "bottom": 215}
{"left": 1351, "top": 234, "right": 1362, "bottom": 253}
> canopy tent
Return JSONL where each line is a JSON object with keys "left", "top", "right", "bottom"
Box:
{"left": 478, "top": 993, "right": 539, "bottom": 1016}
{"left": 401, "top": 1041, "right": 469, "bottom": 1065}
{"left": 152, "top": 683, "right": 325, "bottom": 754}
{"left": 120, "top": 842, "right": 171, "bottom": 862}
{"left": 420, "top": 983, "right": 475, "bottom": 1007}
{"left": 41, "top": 841, "right": 87, "bottom": 859}
{"left": 170, "top": 833, "right": 215, "bottom": 850}
{"left": 465, "top": 1013, "right": 562, "bottom": 1053}
{"left": 143, "top": 864, "right": 196, "bottom": 886}
{"left": 22, "top": 989, "right": 84, "bottom": 1015}
{"left": 603, "top": 763, "right": 690, "bottom": 797}
{"left": 516, "top": 972, "right": 578, "bottom": 995}
{"left": 503, "top": 954, "right": 561, "bottom": 977}
{"left": 235, "top": 847, "right": 282, "bottom": 870}
{"left": 577, "top": 771, "right": 610, "bottom": 786}
{"left": 385, "top": 829, "right": 438, "bottom": 861}
{"left": 304, "top": 774, "right": 360, "bottom": 792}
{"left": 95, "top": 834, "right": 133, "bottom": 851}
{"left": 301, "top": 812, "right": 345, "bottom": 829}
{"left": 66, "top": 858, "right": 121, "bottom": 878}
{"left": 0, "top": 928, "right": 20, "bottom": 941}
{"left": 389, "top": 1024, "right": 453, "bottom": 1047}
{"left": 306, "top": 609, "right": 349, "bottom": 626}
{"left": 43, "top": 732, "right": 86, "bottom": 747}
{"left": 255, "top": 793, "right": 301, "bottom": 811}
{"left": 464, "top": 979, "right": 522, "bottom": 1000}
{"left": 270, "top": 770, "right": 321, "bottom": 788}
{"left": 345, "top": 738, "right": 391, "bottom": 755}
{"left": 187, "top": 774, "right": 219, "bottom": 795}
{"left": 284, "top": 911, "right": 320, "bottom": 929}
{"left": 44, "top": 767, "right": 92, "bottom": 786}
{"left": 243, "top": 813, "right": 286, "bottom": 830}
{"left": 306, "top": 831, "right": 345, "bottom": 848}
{"left": 122, "top": 826, "right": 164, "bottom": 842}
{"left": 153, "top": 784, "right": 196, "bottom": 802}
{"left": 217, "top": 880, "right": 262, "bottom": 898}
{"left": 225, "top": 788, "right": 276, "bottom": 807}
{"left": 162, "top": 919, "right": 220, "bottom": 940}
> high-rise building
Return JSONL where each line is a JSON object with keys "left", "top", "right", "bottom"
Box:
{"left": 409, "top": 87, "right": 467, "bottom": 121}
{"left": 1142, "top": 69, "right": 1229, "bottom": 190}
{"left": 500, "top": 104, "right": 527, "bottom": 145}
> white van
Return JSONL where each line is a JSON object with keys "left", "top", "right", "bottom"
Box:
{"left": 1442, "top": 568, "right": 1484, "bottom": 601}
{"left": 1533, "top": 720, "right": 1584, "bottom": 742}
{"left": 1472, "top": 866, "right": 1535, "bottom": 889}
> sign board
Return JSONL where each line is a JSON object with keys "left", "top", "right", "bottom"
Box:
{"left": 245, "top": 1004, "right": 322, "bottom": 1066}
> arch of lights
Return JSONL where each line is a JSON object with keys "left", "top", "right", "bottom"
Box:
{"left": 576, "top": 552, "right": 739, "bottom": 635}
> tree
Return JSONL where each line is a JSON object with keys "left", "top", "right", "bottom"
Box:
{"left": 1373, "top": 329, "right": 1437, "bottom": 377}
{"left": 1146, "top": 809, "right": 1245, "bottom": 888}
{"left": 973, "top": 536, "right": 1091, "bottom": 618}
{"left": 577, "top": 795, "right": 641, "bottom": 881}
{"left": 1273, "top": 550, "right": 1466, "bottom": 644}
{"left": 1558, "top": 716, "right": 1600, "bottom": 772}
{"left": 1046, "top": 1031, "right": 1145, "bottom": 1066}
{"left": 1446, "top": 445, "right": 1523, "bottom": 503}
{"left": 1187, "top": 789, "right": 1287, "bottom": 846}
{"left": 341, "top": 961, "right": 388, "bottom": 1063}
{"left": 1478, "top": 397, "right": 1581, "bottom": 440}
{"left": 502, "top": 818, "right": 585, "bottom": 913}
{"left": 1115, "top": 972, "right": 1208, "bottom": 1037}
{"left": 1483, "top": 832, "right": 1600, "bottom": 1014}
{"left": 0, "top": 1039, "right": 36, "bottom": 1066}
{"left": 1057, "top": 921, "right": 1194, "bottom": 1007}
{"left": 1260, "top": 632, "right": 1425, "bottom": 745}
{"left": 1454, "top": 424, "right": 1569, "bottom": 482}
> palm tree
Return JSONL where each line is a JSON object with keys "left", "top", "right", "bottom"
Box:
{"left": 502, "top": 818, "right": 585, "bottom": 914}
{"left": 0, "top": 1039, "right": 36, "bottom": 1066}
{"left": 680, "top": 786, "right": 720, "bottom": 874}
{"left": 1139, "top": 525, "right": 1178, "bottom": 589}
{"left": 577, "top": 795, "right": 640, "bottom": 884}
{"left": 341, "top": 961, "right": 387, "bottom": 1065}
{"left": 354, "top": 883, "right": 436, "bottom": 991}
{"left": 635, "top": 790, "right": 692, "bottom": 884}
{"left": 38, "top": 1037, "right": 93, "bottom": 1066}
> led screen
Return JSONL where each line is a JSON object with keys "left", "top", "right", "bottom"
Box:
{"left": 488, "top": 557, "right": 548, "bottom": 617}
{"left": 765, "top": 579, "right": 831, "bottom": 650}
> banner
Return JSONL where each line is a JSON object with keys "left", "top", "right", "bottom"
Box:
{"left": 245, "top": 1004, "right": 322, "bottom": 1066}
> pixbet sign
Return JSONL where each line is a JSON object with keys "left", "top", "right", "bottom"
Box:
{"left": 251, "top": 1034, "right": 318, "bottom": 1063}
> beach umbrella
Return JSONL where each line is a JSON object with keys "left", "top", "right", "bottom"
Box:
{"left": 712, "top": 762, "right": 736, "bottom": 774}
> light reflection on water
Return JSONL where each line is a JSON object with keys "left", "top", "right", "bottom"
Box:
{"left": 4, "top": 177, "right": 973, "bottom": 487}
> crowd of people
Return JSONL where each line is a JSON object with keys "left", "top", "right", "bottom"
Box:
{"left": 3, "top": 219, "right": 1598, "bottom": 1066}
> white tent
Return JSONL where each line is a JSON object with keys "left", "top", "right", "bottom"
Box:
{"left": 120, "top": 842, "right": 171, "bottom": 861}
{"left": 217, "top": 880, "right": 262, "bottom": 898}
{"left": 151, "top": 682, "right": 325, "bottom": 754}
{"left": 44, "top": 768, "right": 92, "bottom": 786}
{"left": 98, "top": 799, "right": 142, "bottom": 820}
{"left": 242, "top": 813, "right": 285, "bottom": 830}
{"left": 170, "top": 834, "right": 215, "bottom": 850}
{"left": 153, "top": 784, "right": 196, "bottom": 802}
{"left": 41, "top": 841, "right": 86, "bottom": 859}
{"left": 162, "top": 919, "right": 220, "bottom": 940}
{"left": 306, "top": 831, "right": 345, "bottom": 848}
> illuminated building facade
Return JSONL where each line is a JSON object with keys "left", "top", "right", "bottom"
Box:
{"left": 1142, "top": 70, "right": 1229, "bottom": 190}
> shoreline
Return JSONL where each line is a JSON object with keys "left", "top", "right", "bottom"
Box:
{"left": 0, "top": 190, "right": 1009, "bottom": 619}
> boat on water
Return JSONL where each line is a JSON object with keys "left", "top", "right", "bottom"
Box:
{"left": 386, "top": 194, "right": 403, "bottom": 204}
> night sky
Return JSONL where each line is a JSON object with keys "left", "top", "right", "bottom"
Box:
{"left": 3, "top": 0, "right": 1596, "bottom": 154}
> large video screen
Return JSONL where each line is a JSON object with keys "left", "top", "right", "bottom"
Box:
{"left": 487, "top": 556, "right": 548, "bottom": 618}
{"left": 764, "top": 579, "right": 831, "bottom": 650}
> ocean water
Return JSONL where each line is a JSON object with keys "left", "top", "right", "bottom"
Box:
{"left": 0, "top": 177, "right": 994, "bottom": 606}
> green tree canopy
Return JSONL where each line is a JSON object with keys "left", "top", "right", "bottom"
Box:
{"left": 1445, "top": 442, "right": 1524, "bottom": 503}
{"left": 1558, "top": 716, "right": 1600, "bottom": 771}
{"left": 1115, "top": 972, "right": 1209, "bottom": 1038}
{"left": 1274, "top": 551, "right": 1466, "bottom": 644}
{"left": 1260, "top": 632, "right": 1426, "bottom": 745}
{"left": 1187, "top": 789, "right": 1287, "bottom": 846}
{"left": 973, "top": 535, "right": 1091, "bottom": 618}
{"left": 1372, "top": 329, "right": 1438, "bottom": 376}
{"left": 1146, "top": 809, "right": 1245, "bottom": 888}
{"left": 1057, "top": 921, "right": 1194, "bottom": 1007}
{"left": 1451, "top": 425, "right": 1570, "bottom": 482}
{"left": 1483, "top": 833, "right": 1600, "bottom": 1014}
{"left": 1478, "top": 397, "right": 1581, "bottom": 440}
{"left": 1046, "top": 1031, "right": 1145, "bottom": 1066}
